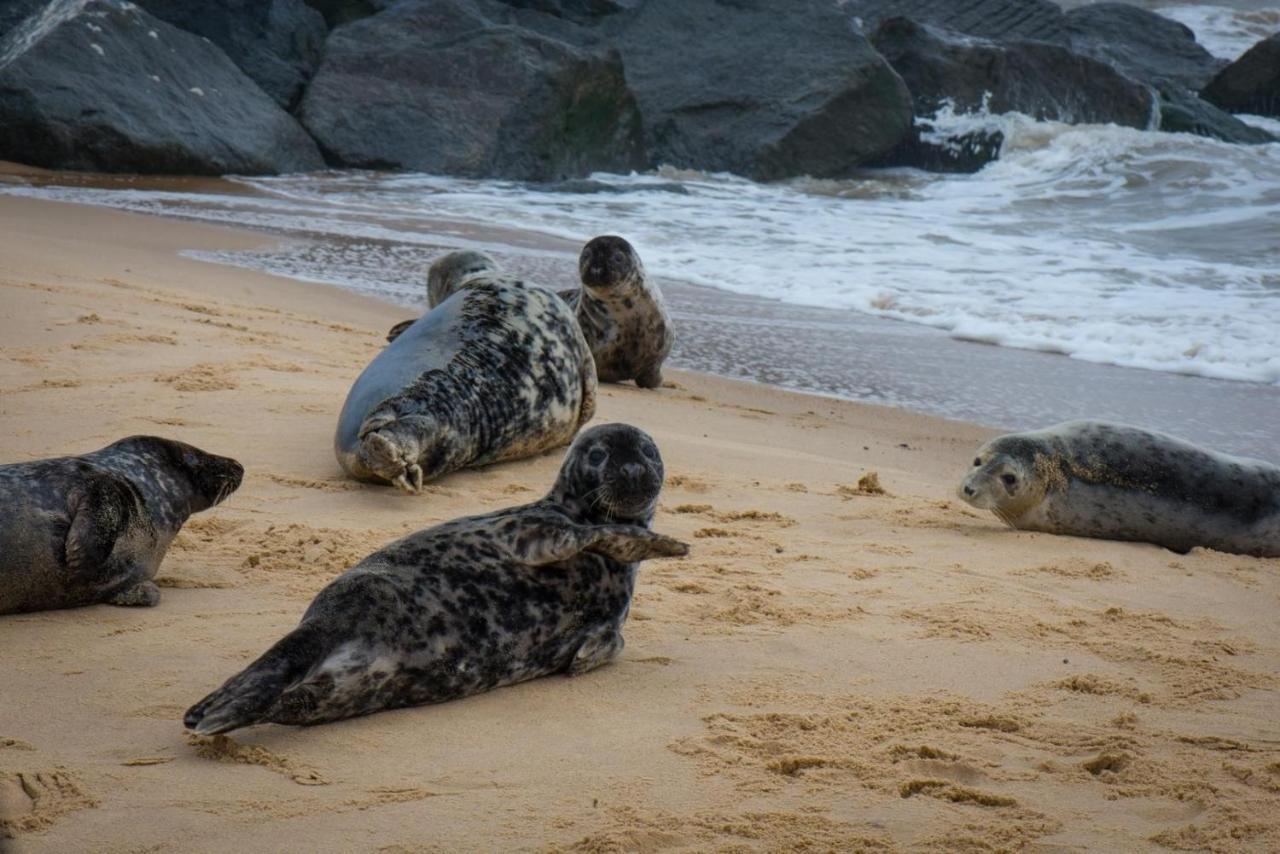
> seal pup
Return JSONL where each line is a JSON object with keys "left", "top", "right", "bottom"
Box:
{"left": 185, "top": 423, "right": 688, "bottom": 734}
{"left": 385, "top": 250, "right": 503, "bottom": 343}
{"left": 338, "top": 274, "right": 598, "bottom": 494}
{"left": 959, "top": 421, "right": 1280, "bottom": 557}
{"left": 0, "top": 436, "right": 243, "bottom": 615}
{"left": 572, "top": 235, "right": 674, "bottom": 389}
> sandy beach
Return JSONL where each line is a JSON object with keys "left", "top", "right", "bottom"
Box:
{"left": 2, "top": 193, "right": 1279, "bottom": 852}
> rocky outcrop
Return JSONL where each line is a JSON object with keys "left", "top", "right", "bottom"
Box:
{"left": 1063, "top": 3, "right": 1224, "bottom": 91}
{"left": 297, "top": 0, "right": 645, "bottom": 180}
{"left": 848, "top": 0, "right": 1065, "bottom": 43}
{"left": 135, "top": 0, "right": 327, "bottom": 109}
{"left": 303, "top": 0, "right": 396, "bottom": 28}
{"left": 1201, "top": 34, "right": 1280, "bottom": 118}
{"left": 872, "top": 18, "right": 1153, "bottom": 127}
{"left": 0, "top": 0, "right": 323, "bottom": 175}
{"left": 601, "top": 0, "right": 913, "bottom": 179}
{"left": 0, "top": 0, "right": 47, "bottom": 40}
{"left": 1158, "top": 86, "right": 1277, "bottom": 144}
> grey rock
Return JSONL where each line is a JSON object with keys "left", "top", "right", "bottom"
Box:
{"left": 1201, "top": 33, "right": 1280, "bottom": 118}
{"left": 1158, "top": 86, "right": 1277, "bottom": 144}
{"left": 847, "top": 0, "right": 1066, "bottom": 42}
{"left": 1064, "top": 3, "right": 1225, "bottom": 91}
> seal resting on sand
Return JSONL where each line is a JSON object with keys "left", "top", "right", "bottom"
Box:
{"left": 337, "top": 267, "right": 597, "bottom": 494}
{"left": 959, "top": 421, "right": 1280, "bottom": 556}
{"left": 185, "top": 423, "right": 688, "bottom": 733}
{"left": 0, "top": 436, "right": 243, "bottom": 615}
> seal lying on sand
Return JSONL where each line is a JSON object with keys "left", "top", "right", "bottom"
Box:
{"left": 959, "top": 421, "right": 1280, "bottom": 556}
{"left": 571, "top": 236, "right": 673, "bottom": 388}
{"left": 0, "top": 436, "right": 243, "bottom": 615}
{"left": 338, "top": 270, "right": 597, "bottom": 494}
{"left": 185, "top": 423, "right": 688, "bottom": 734}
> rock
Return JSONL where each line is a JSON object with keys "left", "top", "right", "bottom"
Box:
{"left": 297, "top": 0, "right": 645, "bottom": 180}
{"left": 303, "top": 0, "right": 395, "bottom": 28}
{"left": 135, "top": 0, "right": 327, "bottom": 109}
{"left": 0, "top": 0, "right": 324, "bottom": 175}
{"left": 603, "top": 0, "right": 913, "bottom": 179}
{"left": 1158, "top": 86, "right": 1277, "bottom": 144}
{"left": 1064, "top": 3, "right": 1225, "bottom": 91}
{"left": 847, "top": 0, "right": 1065, "bottom": 42}
{"left": 1201, "top": 33, "right": 1280, "bottom": 118}
{"left": 0, "top": 0, "right": 47, "bottom": 40}
{"left": 867, "top": 126, "right": 1007, "bottom": 174}
{"left": 872, "top": 18, "right": 1153, "bottom": 126}
{"left": 495, "top": 0, "right": 631, "bottom": 23}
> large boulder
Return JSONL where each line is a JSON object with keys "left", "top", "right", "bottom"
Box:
{"left": 297, "top": 0, "right": 645, "bottom": 180}
{"left": 134, "top": 0, "right": 327, "bottom": 109}
{"left": 847, "top": 0, "right": 1065, "bottom": 42}
{"left": 0, "top": 0, "right": 47, "bottom": 40}
{"left": 1157, "top": 86, "right": 1277, "bottom": 144}
{"left": 0, "top": 0, "right": 324, "bottom": 175}
{"left": 872, "top": 18, "right": 1154, "bottom": 126}
{"left": 602, "top": 0, "right": 914, "bottom": 179}
{"left": 1201, "top": 33, "right": 1280, "bottom": 118}
{"left": 1063, "top": 3, "right": 1225, "bottom": 91}
{"left": 495, "top": 0, "right": 631, "bottom": 23}
{"left": 303, "top": 0, "right": 396, "bottom": 28}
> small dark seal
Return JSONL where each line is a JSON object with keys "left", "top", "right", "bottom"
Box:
{"left": 959, "top": 421, "right": 1280, "bottom": 556}
{"left": 337, "top": 267, "right": 598, "bottom": 494}
{"left": 571, "top": 235, "right": 674, "bottom": 388}
{"left": 185, "top": 423, "right": 688, "bottom": 734}
{"left": 0, "top": 436, "right": 243, "bottom": 615}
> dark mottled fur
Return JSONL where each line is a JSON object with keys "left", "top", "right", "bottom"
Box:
{"left": 186, "top": 424, "right": 688, "bottom": 734}
{"left": 960, "top": 421, "right": 1280, "bottom": 556}
{"left": 339, "top": 274, "right": 597, "bottom": 493}
{"left": 570, "top": 235, "right": 674, "bottom": 389}
{"left": 0, "top": 437, "right": 243, "bottom": 615}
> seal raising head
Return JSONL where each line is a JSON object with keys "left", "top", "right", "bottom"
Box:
{"left": 186, "top": 423, "right": 687, "bottom": 734}
{"left": 959, "top": 421, "right": 1280, "bottom": 557}
{"left": 0, "top": 436, "right": 243, "bottom": 615}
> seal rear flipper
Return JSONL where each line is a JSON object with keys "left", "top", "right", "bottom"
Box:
{"left": 64, "top": 471, "right": 137, "bottom": 579}
{"left": 185, "top": 624, "right": 329, "bottom": 735}
{"left": 386, "top": 319, "right": 415, "bottom": 344}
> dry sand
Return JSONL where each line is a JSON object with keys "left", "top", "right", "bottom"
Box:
{"left": 1, "top": 194, "right": 1278, "bottom": 853}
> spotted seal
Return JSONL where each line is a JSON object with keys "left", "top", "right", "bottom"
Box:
{"left": 571, "top": 235, "right": 674, "bottom": 389}
{"left": 185, "top": 423, "right": 688, "bottom": 733}
{"left": 338, "top": 272, "right": 597, "bottom": 494}
{"left": 959, "top": 421, "right": 1280, "bottom": 556}
{"left": 0, "top": 436, "right": 243, "bottom": 615}
{"left": 386, "top": 250, "right": 505, "bottom": 343}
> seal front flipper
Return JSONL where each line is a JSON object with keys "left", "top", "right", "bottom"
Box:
{"left": 635, "top": 365, "right": 663, "bottom": 390}
{"left": 568, "top": 627, "right": 623, "bottom": 676}
{"left": 496, "top": 514, "right": 688, "bottom": 565}
{"left": 386, "top": 319, "right": 415, "bottom": 344}
{"left": 108, "top": 580, "right": 161, "bottom": 607}
{"left": 184, "top": 624, "right": 329, "bottom": 735}
{"left": 64, "top": 471, "right": 137, "bottom": 580}
{"left": 583, "top": 526, "right": 688, "bottom": 562}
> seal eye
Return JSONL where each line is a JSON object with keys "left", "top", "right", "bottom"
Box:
{"left": 1001, "top": 474, "right": 1017, "bottom": 487}
{"left": 973, "top": 457, "right": 982, "bottom": 467}
{"left": 640, "top": 443, "right": 658, "bottom": 461}
{"left": 587, "top": 448, "right": 608, "bottom": 466}
{"left": 184, "top": 452, "right": 200, "bottom": 468}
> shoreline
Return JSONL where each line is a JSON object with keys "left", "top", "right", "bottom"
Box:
{"left": 3, "top": 165, "right": 1276, "bottom": 461}
{"left": 2, "top": 193, "right": 1279, "bottom": 851}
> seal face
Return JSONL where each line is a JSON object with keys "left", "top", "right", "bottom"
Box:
{"left": 386, "top": 251, "right": 523, "bottom": 343}
{"left": 0, "top": 436, "right": 243, "bottom": 615}
{"left": 339, "top": 274, "right": 598, "bottom": 494}
{"left": 185, "top": 423, "right": 689, "bottom": 734}
{"left": 572, "top": 235, "right": 674, "bottom": 389}
{"left": 959, "top": 421, "right": 1280, "bottom": 557}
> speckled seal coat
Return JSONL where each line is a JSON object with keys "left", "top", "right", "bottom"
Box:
{"left": 186, "top": 424, "right": 688, "bottom": 734}
{"left": 337, "top": 274, "right": 597, "bottom": 494}
{"left": 959, "top": 421, "right": 1280, "bottom": 556}
{"left": 0, "top": 436, "right": 243, "bottom": 615}
{"left": 569, "top": 235, "right": 674, "bottom": 389}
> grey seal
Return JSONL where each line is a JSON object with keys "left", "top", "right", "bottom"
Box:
{"left": 386, "top": 250, "right": 504, "bottom": 343}
{"left": 959, "top": 421, "right": 1280, "bottom": 556}
{"left": 185, "top": 423, "right": 688, "bottom": 734}
{"left": 338, "top": 274, "right": 597, "bottom": 494}
{"left": 572, "top": 235, "right": 674, "bottom": 389}
{"left": 0, "top": 436, "right": 243, "bottom": 615}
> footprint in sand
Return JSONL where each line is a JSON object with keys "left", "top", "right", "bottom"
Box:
{"left": 0, "top": 770, "right": 98, "bottom": 837}
{"left": 188, "top": 735, "right": 329, "bottom": 786}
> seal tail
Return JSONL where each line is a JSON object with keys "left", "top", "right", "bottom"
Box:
{"left": 184, "top": 624, "right": 328, "bottom": 735}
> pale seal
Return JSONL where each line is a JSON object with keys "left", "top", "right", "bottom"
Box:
{"left": 338, "top": 274, "right": 598, "bottom": 494}
{"left": 959, "top": 421, "right": 1280, "bottom": 556}
{"left": 571, "top": 235, "right": 674, "bottom": 388}
{"left": 185, "top": 423, "right": 688, "bottom": 734}
{"left": 0, "top": 436, "right": 243, "bottom": 615}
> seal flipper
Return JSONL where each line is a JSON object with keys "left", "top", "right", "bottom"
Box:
{"left": 635, "top": 365, "right": 663, "bottom": 390}
{"left": 583, "top": 526, "right": 688, "bottom": 562}
{"left": 108, "top": 580, "right": 161, "bottom": 607}
{"left": 184, "top": 624, "right": 329, "bottom": 735}
{"left": 568, "top": 627, "right": 623, "bottom": 676}
{"left": 386, "top": 318, "right": 415, "bottom": 344}
{"left": 498, "top": 513, "right": 688, "bottom": 566}
{"left": 64, "top": 471, "right": 136, "bottom": 580}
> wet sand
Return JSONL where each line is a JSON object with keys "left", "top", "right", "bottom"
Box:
{"left": 2, "top": 195, "right": 1280, "bottom": 852}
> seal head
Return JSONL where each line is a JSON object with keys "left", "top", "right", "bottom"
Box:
{"left": 427, "top": 250, "right": 500, "bottom": 307}
{"left": 579, "top": 235, "right": 640, "bottom": 291}
{"left": 552, "top": 423, "right": 664, "bottom": 525}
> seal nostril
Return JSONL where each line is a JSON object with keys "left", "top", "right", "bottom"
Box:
{"left": 963, "top": 485, "right": 975, "bottom": 496}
